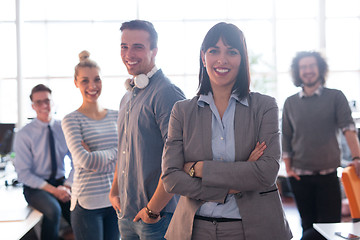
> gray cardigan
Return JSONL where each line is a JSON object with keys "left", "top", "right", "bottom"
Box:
{"left": 162, "top": 92, "right": 292, "bottom": 240}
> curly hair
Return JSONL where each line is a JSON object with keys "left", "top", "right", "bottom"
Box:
{"left": 290, "top": 51, "right": 328, "bottom": 87}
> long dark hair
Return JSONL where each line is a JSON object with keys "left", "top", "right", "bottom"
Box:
{"left": 197, "top": 22, "right": 250, "bottom": 99}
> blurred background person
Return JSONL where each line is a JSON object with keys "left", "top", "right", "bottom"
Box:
{"left": 282, "top": 51, "right": 360, "bottom": 240}
{"left": 14, "top": 84, "right": 73, "bottom": 240}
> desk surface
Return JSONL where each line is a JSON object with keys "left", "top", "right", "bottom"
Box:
{"left": 0, "top": 163, "right": 43, "bottom": 240}
{"left": 0, "top": 209, "right": 42, "bottom": 240}
{"left": 314, "top": 222, "right": 360, "bottom": 240}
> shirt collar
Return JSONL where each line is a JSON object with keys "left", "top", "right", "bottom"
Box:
{"left": 299, "top": 85, "right": 323, "bottom": 98}
{"left": 147, "top": 65, "right": 158, "bottom": 79}
{"left": 34, "top": 117, "right": 54, "bottom": 127}
{"left": 197, "top": 92, "right": 248, "bottom": 107}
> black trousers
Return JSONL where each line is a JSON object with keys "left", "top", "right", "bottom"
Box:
{"left": 289, "top": 171, "right": 341, "bottom": 240}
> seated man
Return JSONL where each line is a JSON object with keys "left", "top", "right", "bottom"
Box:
{"left": 13, "top": 84, "right": 73, "bottom": 240}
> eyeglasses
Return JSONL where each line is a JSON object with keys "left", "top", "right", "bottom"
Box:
{"left": 33, "top": 98, "right": 51, "bottom": 107}
{"left": 299, "top": 63, "right": 317, "bottom": 71}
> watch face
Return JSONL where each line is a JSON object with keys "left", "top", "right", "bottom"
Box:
{"left": 189, "top": 167, "right": 195, "bottom": 177}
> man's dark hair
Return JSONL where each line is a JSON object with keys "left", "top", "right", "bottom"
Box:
{"left": 120, "top": 20, "right": 158, "bottom": 50}
{"left": 30, "top": 84, "right": 52, "bottom": 101}
{"left": 291, "top": 51, "right": 328, "bottom": 87}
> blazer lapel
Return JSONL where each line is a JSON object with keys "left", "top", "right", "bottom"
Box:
{"left": 200, "top": 104, "right": 213, "bottom": 160}
{"left": 234, "top": 96, "right": 251, "bottom": 161}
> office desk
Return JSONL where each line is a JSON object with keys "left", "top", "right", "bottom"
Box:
{"left": 0, "top": 185, "right": 43, "bottom": 240}
{"left": 314, "top": 222, "right": 360, "bottom": 240}
{"left": 0, "top": 209, "right": 42, "bottom": 240}
{"left": 0, "top": 165, "right": 43, "bottom": 240}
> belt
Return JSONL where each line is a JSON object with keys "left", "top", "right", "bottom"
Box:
{"left": 194, "top": 215, "right": 242, "bottom": 222}
{"left": 46, "top": 176, "right": 65, "bottom": 186}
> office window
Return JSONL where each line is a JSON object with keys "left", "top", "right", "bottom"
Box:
{"left": 0, "top": 23, "right": 16, "bottom": 78}
{"left": 0, "top": 0, "right": 359, "bottom": 124}
{"left": 0, "top": 0, "right": 15, "bottom": 21}
{"left": 0, "top": 81, "right": 17, "bottom": 123}
{"left": 0, "top": 0, "right": 16, "bottom": 123}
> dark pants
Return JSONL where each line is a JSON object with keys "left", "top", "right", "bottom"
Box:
{"left": 71, "top": 202, "right": 120, "bottom": 240}
{"left": 23, "top": 178, "right": 71, "bottom": 240}
{"left": 289, "top": 171, "right": 341, "bottom": 240}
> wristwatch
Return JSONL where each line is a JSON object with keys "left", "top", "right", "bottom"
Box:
{"left": 189, "top": 162, "right": 198, "bottom": 178}
{"left": 145, "top": 205, "right": 160, "bottom": 219}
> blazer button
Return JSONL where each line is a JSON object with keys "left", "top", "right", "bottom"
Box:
{"left": 234, "top": 192, "right": 243, "bottom": 198}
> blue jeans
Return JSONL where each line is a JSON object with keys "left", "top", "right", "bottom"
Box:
{"left": 71, "top": 202, "right": 120, "bottom": 240}
{"left": 23, "top": 186, "right": 71, "bottom": 240}
{"left": 118, "top": 212, "right": 172, "bottom": 240}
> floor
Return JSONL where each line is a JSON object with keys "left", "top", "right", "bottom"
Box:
{"left": 21, "top": 220, "right": 74, "bottom": 240}
{"left": 282, "top": 195, "right": 352, "bottom": 240}
{"left": 282, "top": 196, "right": 303, "bottom": 240}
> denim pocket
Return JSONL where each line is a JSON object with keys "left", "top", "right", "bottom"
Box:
{"left": 140, "top": 214, "right": 167, "bottom": 226}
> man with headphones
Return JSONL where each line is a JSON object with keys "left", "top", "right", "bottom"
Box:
{"left": 109, "top": 20, "right": 185, "bottom": 239}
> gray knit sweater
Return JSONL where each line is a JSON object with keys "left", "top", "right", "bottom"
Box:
{"left": 282, "top": 87, "right": 354, "bottom": 171}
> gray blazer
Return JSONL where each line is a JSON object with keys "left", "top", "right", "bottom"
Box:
{"left": 162, "top": 92, "right": 292, "bottom": 240}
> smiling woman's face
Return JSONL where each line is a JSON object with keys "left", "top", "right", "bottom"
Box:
{"left": 75, "top": 67, "right": 102, "bottom": 104}
{"left": 202, "top": 38, "right": 241, "bottom": 92}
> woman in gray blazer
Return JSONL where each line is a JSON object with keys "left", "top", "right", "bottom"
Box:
{"left": 162, "top": 22, "right": 292, "bottom": 240}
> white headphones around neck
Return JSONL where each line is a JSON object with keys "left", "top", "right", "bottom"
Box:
{"left": 124, "top": 66, "right": 158, "bottom": 91}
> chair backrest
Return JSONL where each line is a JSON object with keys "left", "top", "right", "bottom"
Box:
{"left": 342, "top": 166, "right": 360, "bottom": 220}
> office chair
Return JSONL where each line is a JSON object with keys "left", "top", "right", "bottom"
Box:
{"left": 341, "top": 166, "right": 360, "bottom": 222}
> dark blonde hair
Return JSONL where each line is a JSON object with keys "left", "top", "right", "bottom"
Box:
{"left": 74, "top": 50, "right": 100, "bottom": 80}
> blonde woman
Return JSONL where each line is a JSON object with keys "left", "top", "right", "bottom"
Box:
{"left": 62, "top": 51, "right": 119, "bottom": 240}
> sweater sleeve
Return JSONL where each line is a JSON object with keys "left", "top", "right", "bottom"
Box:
{"left": 335, "top": 90, "right": 355, "bottom": 129}
{"left": 61, "top": 114, "right": 117, "bottom": 173}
